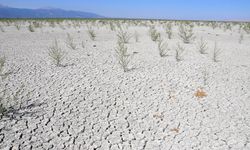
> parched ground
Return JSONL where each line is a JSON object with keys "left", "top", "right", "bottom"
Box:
{"left": 0, "top": 21, "right": 250, "bottom": 150}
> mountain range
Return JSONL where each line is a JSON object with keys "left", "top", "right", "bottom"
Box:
{"left": 0, "top": 4, "right": 104, "bottom": 18}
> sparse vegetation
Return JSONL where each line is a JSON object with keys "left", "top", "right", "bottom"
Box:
{"left": 0, "top": 82, "right": 26, "bottom": 119}
{"left": 0, "top": 25, "right": 4, "bottom": 32}
{"left": 14, "top": 21, "right": 21, "bottom": 30}
{"left": 213, "top": 42, "right": 221, "bottom": 62}
{"left": 28, "top": 24, "right": 35, "bottom": 32}
{"left": 158, "top": 39, "right": 169, "bottom": 57}
{"left": 149, "top": 26, "right": 161, "bottom": 42}
{"left": 115, "top": 41, "right": 133, "bottom": 72}
{"left": 165, "top": 23, "right": 173, "bottom": 39}
{"left": 66, "top": 33, "right": 77, "bottom": 50}
{"left": 0, "top": 56, "right": 11, "bottom": 80}
{"left": 197, "top": 37, "right": 208, "bottom": 54}
{"left": 0, "top": 57, "right": 6, "bottom": 75}
{"left": 0, "top": 56, "right": 7, "bottom": 117}
{"left": 87, "top": 27, "right": 96, "bottom": 41}
{"left": 117, "top": 29, "right": 131, "bottom": 44}
{"left": 178, "top": 24, "right": 195, "bottom": 43}
{"left": 243, "top": 23, "right": 250, "bottom": 34}
{"left": 0, "top": 56, "right": 23, "bottom": 119}
{"left": 175, "top": 43, "right": 185, "bottom": 61}
{"left": 48, "top": 39, "right": 66, "bottom": 67}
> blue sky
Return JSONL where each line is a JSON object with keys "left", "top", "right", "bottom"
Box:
{"left": 0, "top": 0, "right": 250, "bottom": 21}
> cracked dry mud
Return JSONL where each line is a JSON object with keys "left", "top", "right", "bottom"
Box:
{"left": 0, "top": 21, "right": 250, "bottom": 150}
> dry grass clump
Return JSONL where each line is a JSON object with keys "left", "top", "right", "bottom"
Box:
{"left": 175, "top": 43, "right": 185, "bottom": 61}
{"left": 0, "top": 83, "right": 26, "bottom": 119}
{"left": 117, "top": 29, "right": 132, "bottom": 44}
{"left": 178, "top": 24, "right": 195, "bottom": 43}
{"left": 165, "top": 23, "right": 173, "bottom": 39}
{"left": 149, "top": 26, "right": 161, "bottom": 42}
{"left": 0, "top": 25, "right": 4, "bottom": 32}
{"left": 243, "top": 23, "right": 250, "bottom": 34}
{"left": 0, "top": 56, "right": 24, "bottom": 118}
{"left": 197, "top": 37, "right": 208, "bottom": 54}
{"left": 14, "top": 21, "right": 21, "bottom": 30}
{"left": 87, "top": 26, "right": 96, "bottom": 41}
{"left": 66, "top": 33, "right": 77, "bottom": 50}
{"left": 48, "top": 39, "right": 66, "bottom": 67}
{"left": 28, "top": 24, "right": 35, "bottom": 32}
{"left": 158, "top": 39, "right": 169, "bottom": 57}
{"left": 0, "top": 57, "right": 5, "bottom": 75}
{"left": 115, "top": 42, "right": 133, "bottom": 72}
{"left": 109, "top": 22, "right": 116, "bottom": 31}
{"left": 0, "top": 56, "right": 7, "bottom": 116}
{"left": 0, "top": 56, "right": 11, "bottom": 80}
{"left": 170, "top": 128, "right": 180, "bottom": 133}
{"left": 213, "top": 42, "right": 222, "bottom": 62}
{"left": 194, "top": 89, "right": 207, "bottom": 98}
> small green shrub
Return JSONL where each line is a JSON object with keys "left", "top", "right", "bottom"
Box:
{"left": 175, "top": 43, "right": 185, "bottom": 61}
{"left": 115, "top": 42, "right": 133, "bottom": 72}
{"left": 48, "top": 39, "right": 66, "bottom": 67}
{"left": 197, "top": 37, "right": 208, "bottom": 54}
{"left": 28, "top": 24, "right": 35, "bottom": 32}
{"left": 117, "top": 30, "right": 131, "bottom": 44}
{"left": 66, "top": 33, "right": 77, "bottom": 50}
{"left": 178, "top": 24, "right": 195, "bottom": 43}
{"left": 87, "top": 27, "right": 96, "bottom": 41}
{"left": 149, "top": 26, "right": 161, "bottom": 42}
{"left": 213, "top": 42, "right": 221, "bottom": 62}
{"left": 165, "top": 23, "right": 173, "bottom": 39}
{"left": 158, "top": 39, "right": 169, "bottom": 57}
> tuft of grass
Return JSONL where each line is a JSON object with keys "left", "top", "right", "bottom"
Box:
{"left": 109, "top": 22, "right": 116, "bottom": 31}
{"left": 14, "top": 22, "right": 21, "bottom": 30}
{"left": 0, "top": 56, "right": 12, "bottom": 80}
{"left": 28, "top": 24, "right": 35, "bottom": 32}
{"left": 178, "top": 24, "right": 195, "bottom": 44}
{"left": 0, "top": 25, "right": 5, "bottom": 32}
{"left": 0, "top": 57, "right": 12, "bottom": 118}
{"left": 87, "top": 27, "right": 96, "bottom": 41}
{"left": 48, "top": 39, "right": 66, "bottom": 67}
{"left": 197, "top": 37, "right": 208, "bottom": 54}
{"left": 0, "top": 82, "right": 26, "bottom": 119}
{"left": 115, "top": 41, "right": 133, "bottom": 72}
{"left": 149, "top": 26, "right": 161, "bottom": 42}
{"left": 175, "top": 43, "right": 185, "bottom": 62}
{"left": 243, "top": 23, "right": 250, "bottom": 34}
{"left": 117, "top": 29, "right": 132, "bottom": 44}
{"left": 213, "top": 42, "right": 221, "bottom": 62}
{"left": 158, "top": 39, "right": 169, "bottom": 57}
{"left": 0, "top": 57, "right": 6, "bottom": 75}
{"left": 66, "top": 33, "right": 77, "bottom": 50}
{"left": 165, "top": 23, "right": 173, "bottom": 39}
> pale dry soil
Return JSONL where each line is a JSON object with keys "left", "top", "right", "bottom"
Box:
{"left": 0, "top": 23, "right": 250, "bottom": 150}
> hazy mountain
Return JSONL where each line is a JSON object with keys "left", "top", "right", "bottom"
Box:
{"left": 0, "top": 4, "right": 104, "bottom": 18}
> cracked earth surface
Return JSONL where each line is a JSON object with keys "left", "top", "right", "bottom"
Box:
{"left": 0, "top": 22, "right": 250, "bottom": 149}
